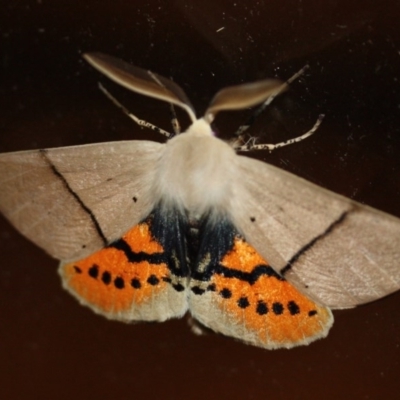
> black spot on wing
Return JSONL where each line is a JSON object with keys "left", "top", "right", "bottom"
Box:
{"left": 114, "top": 277, "right": 125, "bottom": 289}
{"left": 88, "top": 264, "right": 99, "bottom": 278}
{"left": 74, "top": 266, "right": 82, "bottom": 274}
{"left": 220, "top": 288, "right": 232, "bottom": 299}
{"left": 131, "top": 278, "right": 141, "bottom": 289}
{"left": 308, "top": 310, "right": 318, "bottom": 317}
{"left": 72, "top": 263, "right": 170, "bottom": 293}
{"left": 272, "top": 302, "right": 284, "bottom": 315}
{"left": 147, "top": 275, "right": 160, "bottom": 286}
{"left": 207, "top": 284, "right": 216, "bottom": 292}
{"left": 102, "top": 271, "right": 111, "bottom": 284}
{"left": 172, "top": 283, "right": 185, "bottom": 292}
{"left": 191, "top": 286, "right": 205, "bottom": 295}
{"left": 287, "top": 301, "right": 300, "bottom": 315}
{"left": 237, "top": 296, "right": 250, "bottom": 308}
{"left": 256, "top": 301, "right": 268, "bottom": 315}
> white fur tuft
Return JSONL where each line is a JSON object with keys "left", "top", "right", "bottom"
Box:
{"left": 154, "top": 119, "right": 237, "bottom": 216}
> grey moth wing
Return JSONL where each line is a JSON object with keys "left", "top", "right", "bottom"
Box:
{"left": 0, "top": 140, "right": 162, "bottom": 262}
{"left": 232, "top": 155, "right": 400, "bottom": 309}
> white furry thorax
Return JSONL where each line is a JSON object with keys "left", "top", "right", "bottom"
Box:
{"left": 154, "top": 118, "right": 237, "bottom": 217}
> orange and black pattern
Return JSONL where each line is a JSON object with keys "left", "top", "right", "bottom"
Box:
{"left": 62, "top": 205, "right": 331, "bottom": 345}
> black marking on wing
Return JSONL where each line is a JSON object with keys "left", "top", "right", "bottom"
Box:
{"left": 114, "top": 276, "right": 125, "bottom": 289}
{"left": 108, "top": 204, "right": 190, "bottom": 279}
{"left": 147, "top": 274, "right": 160, "bottom": 286}
{"left": 256, "top": 301, "right": 268, "bottom": 315}
{"left": 39, "top": 149, "right": 108, "bottom": 246}
{"left": 191, "top": 214, "right": 283, "bottom": 285}
{"left": 67, "top": 204, "right": 190, "bottom": 296}
{"left": 211, "top": 287, "right": 315, "bottom": 318}
{"left": 147, "top": 205, "right": 190, "bottom": 278}
{"left": 272, "top": 302, "right": 284, "bottom": 315}
{"left": 288, "top": 300, "right": 300, "bottom": 315}
{"left": 280, "top": 210, "right": 350, "bottom": 276}
{"left": 110, "top": 238, "right": 166, "bottom": 265}
{"left": 101, "top": 271, "right": 111, "bottom": 284}
{"left": 186, "top": 214, "right": 323, "bottom": 319}
{"left": 88, "top": 264, "right": 99, "bottom": 278}
{"left": 220, "top": 288, "right": 232, "bottom": 299}
{"left": 237, "top": 296, "right": 250, "bottom": 308}
{"left": 131, "top": 278, "right": 141, "bottom": 288}
{"left": 214, "top": 263, "right": 284, "bottom": 284}
{"left": 75, "top": 260, "right": 169, "bottom": 292}
{"left": 191, "top": 215, "right": 237, "bottom": 281}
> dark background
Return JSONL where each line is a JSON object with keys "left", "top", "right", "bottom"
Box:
{"left": 1, "top": 1, "right": 400, "bottom": 399}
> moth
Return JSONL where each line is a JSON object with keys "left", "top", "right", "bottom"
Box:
{"left": 1, "top": 53, "right": 400, "bottom": 350}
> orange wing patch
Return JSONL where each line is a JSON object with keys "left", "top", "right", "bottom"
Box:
{"left": 60, "top": 208, "right": 332, "bottom": 348}
{"left": 61, "top": 221, "right": 169, "bottom": 314}
{"left": 211, "top": 238, "right": 333, "bottom": 347}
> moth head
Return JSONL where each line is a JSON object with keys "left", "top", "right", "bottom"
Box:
{"left": 186, "top": 118, "right": 215, "bottom": 137}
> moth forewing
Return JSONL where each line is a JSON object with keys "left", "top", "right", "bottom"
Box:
{"left": 0, "top": 140, "right": 163, "bottom": 261}
{"left": 232, "top": 156, "right": 400, "bottom": 309}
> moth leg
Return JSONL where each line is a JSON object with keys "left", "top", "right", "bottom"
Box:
{"left": 234, "top": 65, "right": 310, "bottom": 141}
{"left": 98, "top": 82, "right": 173, "bottom": 138}
{"left": 236, "top": 114, "right": 325, "bottom": 152}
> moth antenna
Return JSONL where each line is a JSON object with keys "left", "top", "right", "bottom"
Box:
{"left": 205, "top": 79, "right": 284, "bottom": 124}
{"left": 234, "top": 65, "right": 310, "bottom": 140}
{"left": 145, "top": 71, "right": 181, "bottom": 135}
{"left": 98, "top": 83, "right": 173, "bottom": 138}
{"left": 83, "top": 53, "right": 197, "bottom": 124}
{"left": 236, "top": 113, "right": 325, "bottom": 152}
